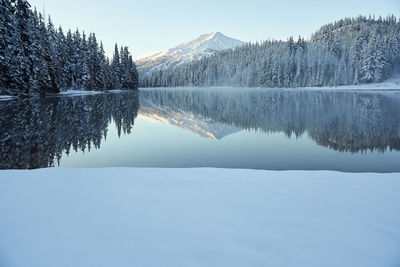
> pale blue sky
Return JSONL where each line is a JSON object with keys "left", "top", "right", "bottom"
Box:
{"left": 29, "top": 0, "right": 399, "bottom": 59}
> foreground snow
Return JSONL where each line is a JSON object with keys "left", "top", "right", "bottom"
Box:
{"left": 0, "top": 95, "right": 16, "bottom": 101}
{"left": 0, "top": 168, "right": 399, "bottom": 267}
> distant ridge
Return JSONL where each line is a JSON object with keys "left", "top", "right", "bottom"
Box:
{"left": 136, "top": 32, "right": 245, "bottom": 76}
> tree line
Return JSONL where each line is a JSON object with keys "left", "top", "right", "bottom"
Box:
{"left": 141, "top": 15, "right": 400, "bottom": 88}
{"left": 0, "top": 0, "right": 138, "bottom": 96}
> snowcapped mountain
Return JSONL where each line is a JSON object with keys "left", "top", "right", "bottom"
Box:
{"left": 136, "top": 32, "right": 245, "bottom": 75}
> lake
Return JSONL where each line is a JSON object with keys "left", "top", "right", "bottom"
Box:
{"left": 1, "top": 88, "right": 400, "bottom": 172}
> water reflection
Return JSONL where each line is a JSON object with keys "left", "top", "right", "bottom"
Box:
{"left": 0, "top": 92, "right": 139, "bottom": 169}
{"left": 140, "top": 89, "right": 400, "bottom": 153}
{"left": 1, "top": 88, "right": 400, "bottom": 170}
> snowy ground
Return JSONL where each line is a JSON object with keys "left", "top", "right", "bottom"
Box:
{"left": 304, "top": 74, "right": 400, "bottom": 90}
{"left": 140, "top": 74, "right": 400, "bottom": 91}
{"left": 58, "top": 90, "right": 103, "bottom": 96}
{"left": 0, "top": 168, "right": 399, "bottom": 267}
{"left": 58, "top": 89, "right": 130, "bottom": 96}
{"left": 1, "top": 90, "right": 130, "bottom": 98}
{"left": 108, "top": 89, "right": 126, "bottom": 93}
{"left": 0, "top": 95, "right": 16, "bottom": 101}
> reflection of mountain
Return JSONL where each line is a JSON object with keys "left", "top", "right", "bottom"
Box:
{"left": 140, "top": 89, "right": 400, "bottom": 153}
{"left": 140, "top": 103, "right": 241, "bottom": 140}
{"left": 0, "top": 92, "right": 139, "bottom": 169}
{"left": 2, "top": 88, "right": 400, "bottom": 169}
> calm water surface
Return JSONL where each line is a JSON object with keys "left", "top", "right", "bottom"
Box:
{"left": 1, "top": 88, "right": 400, "bottom": 172}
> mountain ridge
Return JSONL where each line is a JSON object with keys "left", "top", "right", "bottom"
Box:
{"left": 136, "top": 32, "right": 245, "bottom": 76}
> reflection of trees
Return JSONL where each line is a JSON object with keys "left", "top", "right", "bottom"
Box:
{"left": 0, "top": 92, "right": 139, "bottom": 169}
{"left": 140, "top": 89, "right": 400, "bottom": 153}
{"left": 2, "top": 89, "right": 399, "bottom": 169}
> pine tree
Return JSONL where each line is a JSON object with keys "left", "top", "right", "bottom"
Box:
{"left": 1, "top": 0, "right": 138, "bottom": 95}
{"left": 29, "top": 10, "right": 49, "bottom": 94}
{"left": 111, "top": 43, "right": 121, "bottom": 89}
{"left": 373, "top": 39, "right": 388, "bottom": 82}
{"left": 14, "top": 0, "right": 33, "bottom": 94}
{"left": 0, "top": 0, "right": 19, "bottom": 93}
{"left": 64, "top": 29, "right": 74, "bottom": 89}
{"left": 130, "top": 55, "right": 139, "bottom": 89}
{"left": 360, "top": 42, "right": 375, "bottom": 83}
{"left": 80, "top": 32, "right": 91, "bottom": 90}
{"left": 46, "top": 16, "right": 60, "bottom": 92}
{"left": 98, "top": 42, "right": 108, "bottom": 90}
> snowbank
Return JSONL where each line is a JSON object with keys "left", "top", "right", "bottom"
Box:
{"left": 303, "top": 74, "right": 400, "bottom": 90}
{"left": 0, "top": 168, "right": 399, "bottom": 267}
{"left": 108, "top": 89, "right": 126, "bottom": 93}
{"left": 0, "top": 95, "right": 16, "bottom": 101}
{"left": 58, "top": 90, "right": 133, "bottom": 96}
{"left": 58, "top": 90, "right": 103, "bottom": 96}
{"left": 140, "top": 74, "right": 400, "bottom": 91}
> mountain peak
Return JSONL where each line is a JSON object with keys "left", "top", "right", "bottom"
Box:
{"left": 181, "top": 32, "right": 243, "bottom": 51}
{"left": 203, "top": 31, "right": 222, "bottom": 38}
{"left": 211, "top": 31, "right": 224, "bottom": 37}
{"left": 137, "top": 32, "right": 245, "bottom": 76}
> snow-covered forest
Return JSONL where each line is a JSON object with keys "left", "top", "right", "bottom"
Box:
{"left": 141, "top": 16, "right": 400, "bottom": 88}
{"left": 0, "top": 0, "right": 138, "bottom": 96}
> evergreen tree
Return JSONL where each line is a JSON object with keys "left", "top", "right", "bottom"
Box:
{"left": 14, "top": 0, "right": 33, "bottom": 94}
{"left": 29, "top": 10, "right": 50, "bottom": 94}
{"left": 98, "top": 42, "right": 108, "bottom": 90}
{"left": 0, "top": 0, "right": 19, "bottom": 93}
{"left": 111, "top": 43, "right": 121, "bottom": 89}
{"left": 0, "top": 0, "right": 139, "bottom": 95}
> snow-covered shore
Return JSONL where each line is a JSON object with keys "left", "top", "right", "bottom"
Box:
{"left": 0, "top": 95, "right": 16, "bottom": 101}
{"left": 140, "top": 74, "right": 400, "bottom": 91}
{"left": 58, "top": 89, "right": 133, "bottom": 96}
{"left": 2, "top": 75, "right": 400, "bottom": 101}
{"left": 0, "top": 168, "right": 399, "bottom": 267}
{"left": 58, "top": 90, "right": 103, "bottom": 96}
{"left": 304, "top": 74, "right": 400, "bottom": 90}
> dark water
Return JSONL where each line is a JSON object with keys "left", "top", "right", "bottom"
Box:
{"left": 1, "top": 88, "right": 400, "bottom": 172}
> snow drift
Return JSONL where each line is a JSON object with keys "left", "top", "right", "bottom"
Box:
{"left": 0, "top": 168, "right": 399, "bottom": 267}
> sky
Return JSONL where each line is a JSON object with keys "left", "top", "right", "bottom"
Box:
{"left": 28, "top": 0, "right": 399, "bottom": 59}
